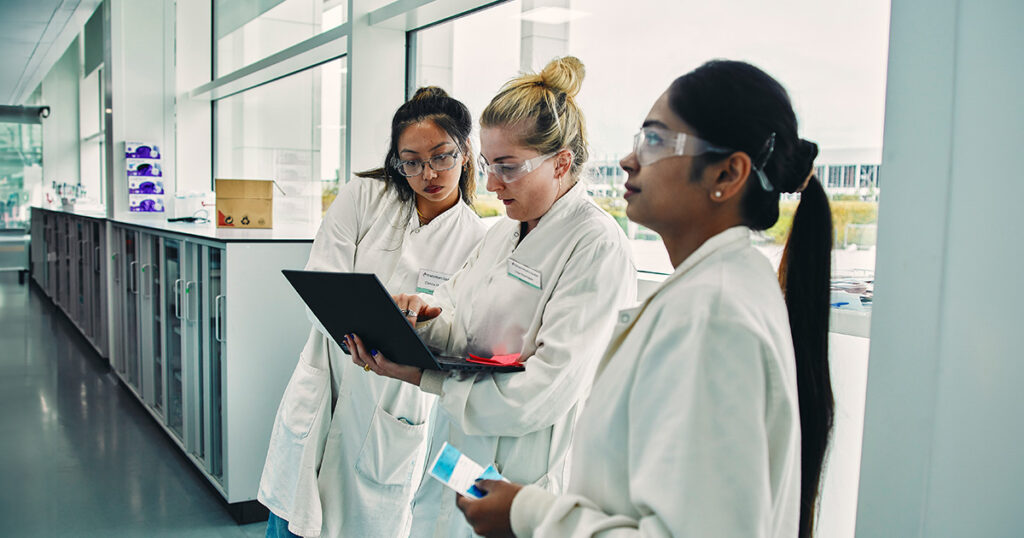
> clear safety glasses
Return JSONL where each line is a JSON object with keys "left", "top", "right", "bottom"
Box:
{"left": 477, "top": 152, "right": 556, "bottom": 183}
{"left": 393, "top": 150, "right": 461, "bottom": 177}
{"left": 632, "top": 126, "right": 736, "bottom": 167}
{"left": 632, "top": 126, "right": 776, "bottom": 192}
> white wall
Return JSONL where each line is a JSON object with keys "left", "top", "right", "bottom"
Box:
{"left": 856, "top": 0, "right": 1024, "bottom": 535}
{"left": 41, "top": 39, "right": 81, "bottom": 189}
{"left": 175, "top": 0, "right": 212, "bottom": 195}
{"left": 107, "top": 0, "right": 176, "bottom": 218}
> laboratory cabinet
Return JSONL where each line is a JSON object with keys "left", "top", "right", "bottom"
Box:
{"left": 30, "top": 208, "right": 109, "bottom": 359}
{"left": 30, "top": 208, "right": 314, "bottom": 519}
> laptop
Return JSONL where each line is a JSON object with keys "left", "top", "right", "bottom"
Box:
{"left": 282, "top": 270, "right": 525, "bottom": 373}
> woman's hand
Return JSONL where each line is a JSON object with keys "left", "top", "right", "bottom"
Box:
{"left": 393, "top": 293, "right": 442, "bottom": 325}
{"left": 346, "top": 333, "right": 423, "bottom": 386}
{"left": 455, "top": 479, "right": 523, "bottom": 538}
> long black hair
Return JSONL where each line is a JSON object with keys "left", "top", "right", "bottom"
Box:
{"left": 668, "top": 60, "right": 834, "bottom": 538}
{"left": 356, "top": 86, "right": 476, "bottom": 204}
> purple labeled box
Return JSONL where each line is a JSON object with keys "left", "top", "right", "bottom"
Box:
{"left": 127, "top": 158, "right": 162, "bottom": 177}
{"left": 126, "top": 142, "right": 161, "bottom": 159}
{"left": 129, "top": 194, "right": 165, "bottom": 212}
{"left": 129, "top": 178, "right": 165, "bottom": 195}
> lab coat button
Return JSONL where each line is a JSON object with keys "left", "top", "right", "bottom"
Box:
{"left": 620, "top": 313, "right": 630, "bottom": 323}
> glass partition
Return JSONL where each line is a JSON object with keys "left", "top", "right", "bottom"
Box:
{"left": 0, "top": 122, "right": 41, "bottom": 229}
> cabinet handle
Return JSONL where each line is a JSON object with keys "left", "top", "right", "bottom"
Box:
{"left": 112, "top": 253, "right": 119, "bottom": 283}
{"left": 129, "top": 261, "right": 139, "bottom": 295}
{"left": 94, "top": 246, "right": 100, "bottom": 273}
{"left": 214, "top": 295, "right": 225, "bottom": 343}
{"left": 185, "top": 281, "right": 197, "bottom": 322}
{"left": 174, "top": 279, "right": 183, "bottom": 320}
{"left": 141, "top": 264, "right": 153, "bottom": 299}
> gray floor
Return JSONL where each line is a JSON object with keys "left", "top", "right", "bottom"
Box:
{"left": 0, "top": 272, "right": 267, "bottom": 537}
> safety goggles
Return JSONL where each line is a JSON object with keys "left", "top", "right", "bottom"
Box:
{"left": 632, "top": 126, "right": 736, "bottom": 167}
{"left": 393, "top": 150, "right": 461, "bottom": 177}
{"left": 477, "top": 152, "right": 556, "bottom": 183}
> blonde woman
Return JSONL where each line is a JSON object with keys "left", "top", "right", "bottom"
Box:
{"left": 346, "top": 56, "right": 637, "bottom": 538}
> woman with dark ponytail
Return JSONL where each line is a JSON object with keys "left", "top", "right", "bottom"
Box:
{"left": 258, "top": 87, "right": 487, "bottom": 538}
{"left": 456, "top": 60, "right": 834, "bottom": 538}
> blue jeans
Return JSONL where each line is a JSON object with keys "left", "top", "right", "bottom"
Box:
{"left": 266, "top": 512, "right": 302, "bottom": 538}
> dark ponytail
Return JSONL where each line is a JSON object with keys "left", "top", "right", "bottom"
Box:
{"left": 668, "top": 60, "right": 834, "bottom": 538}
{"left": 356, "top": 86, "right": 476, "bottom": 204}
{"left": 779, "top": 167, "right": 834, "bottom": 538}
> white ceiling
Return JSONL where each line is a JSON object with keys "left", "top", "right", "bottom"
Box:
{"left": 0, "top": 0, "right": 101, "bottom": 105}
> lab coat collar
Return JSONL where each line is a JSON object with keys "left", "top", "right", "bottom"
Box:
{"left": 657, "top": 226, "right": 753, "bottom": 298}
{"left": 514, "top": 179, "right": 589, "bottom": 237}
{"left": 539, "top": 179, "right": 588, "bottom": 226}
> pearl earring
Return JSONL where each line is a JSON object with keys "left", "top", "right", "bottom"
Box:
{"left": 713, "top": 191, "right": 723, "bottom": 198}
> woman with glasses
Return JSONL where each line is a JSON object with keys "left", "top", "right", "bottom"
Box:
{"left": 454, "top": 60, "right": 835, "bottom": 538}
{"left": 344, "top": 56, "right": 636, "bottom": 538}
{"left": 258, "top": 87, "right": 487, "bottom": 538}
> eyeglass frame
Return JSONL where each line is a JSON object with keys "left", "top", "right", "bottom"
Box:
{"left": 477, "top": 152, "right": 559, "bottom": 183}
{"left": 392, "top": 149, "right": 462, "bottom": 178}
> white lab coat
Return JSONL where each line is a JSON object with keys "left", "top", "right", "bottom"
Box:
{"left": 508, "top": 226, "right": 802, "bottom": 538}
{"left": 257, "top": 177, "right": 486, "bottom": 538}
{"left": 408, "top": 180, "right": 638, "bottom": 538}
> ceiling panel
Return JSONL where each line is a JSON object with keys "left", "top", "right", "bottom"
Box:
{"left": 0, "top": 0, "right": 101, "bottom": 105}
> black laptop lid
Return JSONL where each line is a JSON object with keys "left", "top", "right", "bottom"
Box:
{"left": 282, "top": 270, "right": 443, "bottom": 371}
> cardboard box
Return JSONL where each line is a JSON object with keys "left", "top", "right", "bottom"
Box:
{"left": 216, "top": 179, "right": 273, "bottom": 228}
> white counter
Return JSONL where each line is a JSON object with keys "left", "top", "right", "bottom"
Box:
{"left": 33, "top": 206, "right": 317, "bottom": 242}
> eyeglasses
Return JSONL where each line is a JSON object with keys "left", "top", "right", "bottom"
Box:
{"left": 632, "top": 126, "right": 735, "bottom": 167}
{"left": 393, "top": 150, "right": 461, "bottom": 177}
{"left": 477, "top": 152, "right": 556, "bottom": 183}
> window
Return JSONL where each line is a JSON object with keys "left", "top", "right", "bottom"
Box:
{"left": 411, "top": 0, "right": 888, "bottom": 280}
{"left": 0, "top": 122, "right": 42, "bottom": 227}
{"left": 214, "top": 0, "right": 347, "bottom": 76}
{"left": 213, "top": 57, "right": 347, "bottom": 225}
{"left": 79, "top": 66, "right": 105, "bottom": 208}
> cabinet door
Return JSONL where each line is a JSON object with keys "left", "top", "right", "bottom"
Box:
{"left": 46, "top": 214, "right": 57, "bottom": 297}
{"left": 181, "top": 242, "right": 206, "bottom": 462}
{"left": 122, "top": 228, "right": 141, "bottom": 391}
{"left": 92, "top": 223, "right": 107, "bottom": 358}
{"left": 58, "top": 216, "right": 69, "bottom": 308}
{"left": 162, "top": 238, "right": 185, "bottom": 440}
{"left": 202, "top": 245, "right": 226, "bottom": 482}
{"left": 138, "top": 233, "right": 160, "bottom": 409}
{"left": 78, "top": 220, "right": 92, "bottom": 337}
{"left": 109, "top": 228, "right": 123, "bottom": 374}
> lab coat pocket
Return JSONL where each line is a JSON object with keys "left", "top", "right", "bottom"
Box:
{"left": 279, "top": 360, "right": 329, "bottom": 439}
{"left": 355, "top": 404, "right": 428, "bottom": 486}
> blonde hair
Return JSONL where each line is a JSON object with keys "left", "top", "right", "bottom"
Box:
{"left": 481, "top": 56, "right": 589, "bottom": 179}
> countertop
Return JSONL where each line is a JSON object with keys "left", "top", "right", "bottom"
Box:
{"left": 32, "top": 206, "right": 317, "bottom": 243}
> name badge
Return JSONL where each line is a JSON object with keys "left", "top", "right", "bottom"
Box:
{"left": 507, "top": 258, "right": 542, "bottom": 289}
{"left": 416, "top": 268, "right": 452, "bottom": 295}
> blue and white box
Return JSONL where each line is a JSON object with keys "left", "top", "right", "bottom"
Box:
{"left": 428, "top": 442, "right": 507, "bottom": 499}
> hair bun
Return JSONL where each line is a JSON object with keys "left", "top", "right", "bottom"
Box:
{"left": 411, "top": 86, "right": 450, "bottom": 101}
{"left": 539, "top": 56, "right": 585, "bottom": 98}
{"left": 781, "top": 138, "right": 819, "bottom": 193}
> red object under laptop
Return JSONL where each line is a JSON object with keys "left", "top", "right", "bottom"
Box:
{"left": 466, "top": 353, "right": 524, "bottom": 367}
